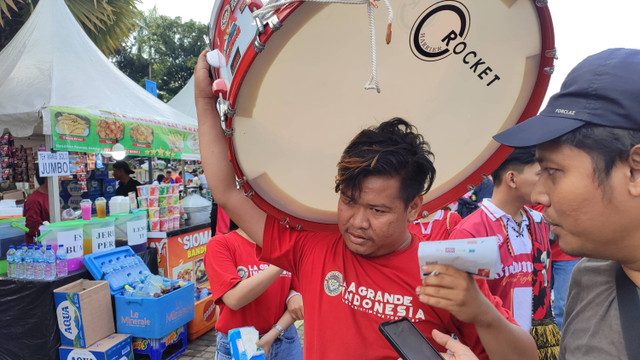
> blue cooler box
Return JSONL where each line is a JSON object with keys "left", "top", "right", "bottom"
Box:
{"left": 83, "top": 247, "right": 195, "bottom": 338}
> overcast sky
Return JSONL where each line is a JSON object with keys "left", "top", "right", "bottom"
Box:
{"left": 139, "top": 0, "right": 640, "bottom": 106}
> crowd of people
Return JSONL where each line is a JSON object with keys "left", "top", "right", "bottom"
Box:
{"left": 198, "top": 48, "right": 640, "bottom": 359}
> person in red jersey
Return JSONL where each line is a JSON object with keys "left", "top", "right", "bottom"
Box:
{"left": 205, "top": 225, "right": 303, "bottom": 359}
{"left": 194, "top": 50, "right": 537, "bottom": 360}
{"left": 447, "top": 147, "right": 559, "bottom": 359}
{"left": 408, "top": 206, "right": 461, "bottom": 241}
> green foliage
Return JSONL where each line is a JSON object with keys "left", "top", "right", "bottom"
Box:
{"left": 111, "top": 8, "right": 207, "bottom": 102}
{"left": 0, "top": 0, "right": 142, "bottom": 56}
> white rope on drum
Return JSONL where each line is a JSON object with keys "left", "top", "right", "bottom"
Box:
{"left": 252, "top": 0, "right": 393, "bottom": 93}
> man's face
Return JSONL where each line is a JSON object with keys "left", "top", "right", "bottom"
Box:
{"left": 534, "top": 143, "right": 633, "bottom": 260}
{"left": 112, "top": 168, "right": 123, "bottom": 182}
{"left": 337, "top": 175, "right": 421, "bottom": 257}
{"left": 516, "top": 162, "right": 541, "bottom": 205}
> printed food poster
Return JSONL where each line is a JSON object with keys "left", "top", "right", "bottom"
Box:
{"left": 173, "top": 262, "right": 194, "bottom": 282}
{"left": 148, "top": 227, "right": 211, "bottom": 287}
{"left": 49, "top": 106, "right": 200, "bottom": 160}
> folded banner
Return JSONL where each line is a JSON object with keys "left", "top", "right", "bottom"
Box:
{"left": 48, "top": 106, "right": 200, "bottom": 160}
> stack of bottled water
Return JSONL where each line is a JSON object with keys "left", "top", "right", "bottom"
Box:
{"left": 194, "top": 286, "right": 211, "bottom": 301}
{"left": 6, "top": 243, "right": 68, "bottom": 280}
{"left": 100, "top": 254, "right": 184, "bottom": 298}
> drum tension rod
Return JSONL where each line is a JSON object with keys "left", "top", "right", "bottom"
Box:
{"left": 252, "top": 15, "right": 282, "bottom": 53}
{"left": 216, "top": 95, "right": 235, "bottom": 138}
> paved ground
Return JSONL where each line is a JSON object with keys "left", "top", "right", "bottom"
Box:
{"left": 177, "top": 321, "right": 304, "bottom": 359}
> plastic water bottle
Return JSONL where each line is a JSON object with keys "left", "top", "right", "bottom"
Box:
{"left": 14, "top": 245, "right": 24, "bottom": 278}
{"left": 6, "top": 245, "right": 16, "bottom": 277}
{"left": 44, "top": 245, "right": 56, "bottom": 280}
{"left": 33, "top": 245, "right": 44, "bottom": 280}
{"left": 24, "top": 245, "right": 35, "bottom": 279}
{"left": 56, "top": 244, "right": 68, "bottom": 277}
{"left": 16, "top": 244, "right": 26, "bottom": 279}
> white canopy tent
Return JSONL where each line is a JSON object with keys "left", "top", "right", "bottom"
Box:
{"left": 0, "top": 0, "right": 198, "bottom": 221}
{"left": 168, "top": 76, "right": 197, "bottom": 120}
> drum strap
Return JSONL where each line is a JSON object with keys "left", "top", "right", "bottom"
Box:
{"left": 615, "top": 264, "right": 640, "bottom": 359}
{"left": 252, "top": 0, "right": 393, "bottom": 93}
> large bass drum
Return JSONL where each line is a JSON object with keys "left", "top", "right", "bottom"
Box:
{"left": 207, "top": 0, "right": 555, "bottom": 231}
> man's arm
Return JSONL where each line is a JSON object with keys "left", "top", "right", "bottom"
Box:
{"left": 195, "top": 51, "right": 266, "bottom": 246}
{"left": 417, "top": 264, "right": 538, "bottom": 360}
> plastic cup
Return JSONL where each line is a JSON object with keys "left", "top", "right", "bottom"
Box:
{"left": 158, "top": 196, "right": 168, "bottom": 208}
{"left": 149, "top": 185, "right": 159, "bottom": 197}
{"left": 159, "top": 184, "right": 169, "bottom": 196}
{"left": 149, "top": 219, "right": 160, "bottom": 232}
{"left": 136, "top": 185, "right": 149, "bottom": 197}
{"left": 148, "top": 207, "right": 160, "bottom": 220}
{"left": 137, "top": 197, "right": 149, "bottom": 209}
{"left": 80, "top": 199, "right": 92, "bottom": 220}
{"left": 95, "top": 197, "right": 107, "bottom": 219}
{"left": 160, "top": 218, "right": 170, "bottom": 232}
{"left": 149, "top": 196, "right": 159, "bottom": 208}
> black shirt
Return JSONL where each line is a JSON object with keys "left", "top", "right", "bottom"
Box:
{"left": 115, "top": 178, "right": 142, "bottom": 197}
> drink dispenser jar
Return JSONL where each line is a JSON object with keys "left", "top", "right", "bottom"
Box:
{"left": 83, "top": 218, "right": 115, "bottom": 255}
{"left": 112, "top": 212, "right": 148, "bottom": 252}
{"left": 37, "top": 219, "right": 85, "bottom": 271}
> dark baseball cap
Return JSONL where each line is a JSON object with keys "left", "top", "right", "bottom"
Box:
{"left": 113, "top": 161, "right": 134, "bottom": 175}
{"left": 494, "top": 48, "right": 640, "bottom": 147}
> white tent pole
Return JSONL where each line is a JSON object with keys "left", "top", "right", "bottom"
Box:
{"left": 45, "top": 134, "right": 61, "bottom": 223}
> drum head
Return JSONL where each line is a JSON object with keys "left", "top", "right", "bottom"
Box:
{"left": 210, "top": 0, "right": 554, "bottom": 230}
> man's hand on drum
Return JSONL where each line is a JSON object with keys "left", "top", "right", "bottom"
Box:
{"left": 194, "top": 50, "right": 214, "bottom": 101}
{"left": 416, "top": 264, "right": 494, "bottom": 326}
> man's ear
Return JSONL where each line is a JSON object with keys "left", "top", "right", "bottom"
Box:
{"left": 505, "top": 170, "right": 517, "bottom": 189}
{"left": 628, "top": 145, "right": 640, "bottom": 196}
{"left": 407, "top": 195, "right": 423, "bottom": 223}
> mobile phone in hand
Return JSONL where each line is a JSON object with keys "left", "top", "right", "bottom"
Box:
{"left": 379, "top": 317, "right": 445, "bottom": 360}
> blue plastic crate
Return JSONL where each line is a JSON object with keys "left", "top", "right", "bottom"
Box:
{"left": 132, "top": 325, "right": 187, "bottom": 360}
{"left": 84, "top": 247, "right": 195, "bottom": 338}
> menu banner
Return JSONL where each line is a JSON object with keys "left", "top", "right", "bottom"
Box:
{"left": 48, "top": 106, "right": 201, "bottom": 160}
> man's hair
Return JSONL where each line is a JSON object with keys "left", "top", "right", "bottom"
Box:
{"left": 491, "top": 147, "right": 537, "bottom": 187}
{"left": 547, "top": 124, "right": 640, "bottom": 188}
{"left": 35, "top": 171, "right": 46, "bottom": 186}
{"left": 334, "top": 118, "right": 436, "bottom": 208}
{"left": 165, "top": 169, "right": 172, "bottom": 175}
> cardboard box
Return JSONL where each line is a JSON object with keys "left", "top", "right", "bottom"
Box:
{"left": 54, "top": 280, "right": 115, "bottom": 348}
{"left": 148, "top": 227, "right": 211, "bottom": 287}
{"left": 132, "top": 325, "right": 188, "bottom": 360}
{"left": 1, "top": 190, "right": 25, "bottom": 204}
{"left": 187, "top": 295, "right": 218, "bottom": 341}
{"left": 59, "top": 333, "right": 133, "bottom": 360}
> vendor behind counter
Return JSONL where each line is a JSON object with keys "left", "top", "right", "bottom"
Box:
{"left": 112, "top": 160, "right": 141, "bottom": 198}
{"left": 23, "top": 172, "right": 49, "bottom": 244}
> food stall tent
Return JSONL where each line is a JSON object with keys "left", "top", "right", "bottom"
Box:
{"left": 0, "top": 0, "right": 199, "bottom": 222}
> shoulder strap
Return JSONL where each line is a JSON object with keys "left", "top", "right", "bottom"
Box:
{"left": 615, "top": 264, "right": 640, "bottom": 359}
{"left": 446, "top": 211, "right": 452, "bottom": 231}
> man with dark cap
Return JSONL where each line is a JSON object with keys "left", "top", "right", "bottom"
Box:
{"left": 425, "top": 47, "right": 640, "bottom": 360}
{"left": 113, "top": 160, "right": 141, "bottom": 198}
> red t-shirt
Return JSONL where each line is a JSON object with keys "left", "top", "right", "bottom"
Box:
{"left": 23, "top": 190, "right": 50, "bottom": 244}
{"left": 172, "top": 174, "right": 183, "bottom": 184}
{"left": 408, "top": 209, "right": 462, "bottom": 241}
{"left": 205, "top": 231, "right": 296, "bottom": 334}
{"left": 259, "top": 215, "right": 518, "bottom": 360}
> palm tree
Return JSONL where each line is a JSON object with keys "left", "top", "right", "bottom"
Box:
{"left": 0, "top": 0, "right": 142, "bottom": 56}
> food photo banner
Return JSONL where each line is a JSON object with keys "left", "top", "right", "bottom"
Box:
{"left": 48, "top": 106, "right": 201, "bottom": 160}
